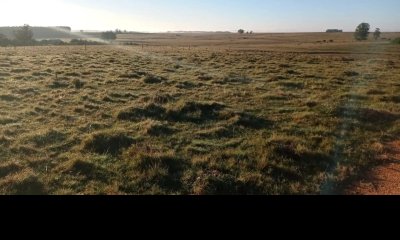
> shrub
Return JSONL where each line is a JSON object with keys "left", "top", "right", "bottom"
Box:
{"left": 391, "top": 38, "right": 400, "bottom": 44}
{"left": 101, "top": 31, "right": 117, "bottom": 41}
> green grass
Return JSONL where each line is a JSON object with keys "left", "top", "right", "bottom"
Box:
{"left": 0, "top": 35, "right": 399, "bottom": 194}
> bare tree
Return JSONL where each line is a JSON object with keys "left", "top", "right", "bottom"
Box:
{"left": 14, "top": 24, "right": 34, "bottom": 44}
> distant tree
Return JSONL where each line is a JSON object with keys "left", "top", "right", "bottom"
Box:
{"left": 70, "top": 39, "right": 102, "bottom": 45}
{"left": 238, "top": 29, "right": 245, "bottom": 34}
{"left": 354, "top": 23, "right": 370, "bottom": 41}
{"left": 373, "top": 28, "right": 381, "bottom": 40}
{"left": 101, "top": 31, "right": 117, "bottom": 40}
{"left": 250, "top": 31, "right": 254, "bottom": 34}
{"left": 14, "top": 24, "right": 34, "bottom": 44}
{"left": 39, "top": 39, "right": 65, "bottom": 46}
{"left": 57, "top": 26, "right": 71, "bottom": 32}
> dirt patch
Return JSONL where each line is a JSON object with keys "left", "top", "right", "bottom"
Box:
{"left": 345, "top": 141, "right": 400, "bottom": 195}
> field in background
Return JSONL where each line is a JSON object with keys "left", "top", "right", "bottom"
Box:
{"left": 0, "top": 33, "right": 399, "bottom": 194}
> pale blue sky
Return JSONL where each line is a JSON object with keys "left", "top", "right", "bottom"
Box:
{"left": 1, "top": 0, "right": 400, "bottom": 32}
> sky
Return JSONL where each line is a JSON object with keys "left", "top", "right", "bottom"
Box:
{"left": 1, "top": 0, "right": 399, "bottom": 32}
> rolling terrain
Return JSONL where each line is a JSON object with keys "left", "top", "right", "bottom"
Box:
{"left": 0, "top": 32, "right": 399, "bottom": 194}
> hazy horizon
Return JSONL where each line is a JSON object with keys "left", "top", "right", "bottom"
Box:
{"left": 1, "top": 0, "right": 400, "bottom": 32}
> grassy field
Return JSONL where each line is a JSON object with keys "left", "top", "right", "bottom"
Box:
{"left": 0, "top": 32, "right": 399, "bottom": 194}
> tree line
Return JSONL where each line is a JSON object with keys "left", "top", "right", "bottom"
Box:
{"left": 0, "top": 25, "right": 119, "bottom": 47}
{"left": 236, "top": 23, "right": 384, "bottom": 41}
{"left": 354, "top": 23, "right": 381, "bottom": 41}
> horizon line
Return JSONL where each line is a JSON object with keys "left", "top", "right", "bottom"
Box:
{"left": 1, "top": 26, "right": 400, "bottom": 34}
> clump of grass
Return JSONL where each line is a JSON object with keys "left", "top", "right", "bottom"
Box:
{"left": 29, "top": 130, "right": 67, "bottom": 147}
{"left": 0, "top": 162, "right": 23, "bottom": 178}
{"left": 140, "top": 120, "right": 175, "bottom": 136}
{"left": 381, "top": 95, "right": 400, "bottom": 103}
{"left": 279, "top": 64, "right": 291, "bottom": 68}
{"left": 343, "top": 70, "right": 359, "bottom": 77}
{"left": 73, "top": 79, "right": 85, "bottom": 89}
{"left": 109, "top": 92, "right": 136, "bottom": 99}
{"left": 0, "top": 117, "right": 18, "bottom": 125}
{"left": 278, "top": 81, "right": 304, "bottom": 89}
{"left": 190, "top": 150, "right": 267, "bottom": 194}
{"left": 262, "top": 93, "right": 292, "bottom": 101}
{"left": 0, "top": 94, "right": 19, "bottom": 101}
{"left": 341, "top": 57, "right": 355, "bottom": 62}
{"left": 152, "top": 92, "right": 174, "bottom": 104}
{"left": 198, "top": 74, "right": 213, "bottom": 81}
{"left": 335, "top": 107, "right": 399, "bottom": 123}
{"left": 167, "top": 101, "right": 225, "bottom": 122}
{"left": 176, "top": 81, "right": 200, "bottom": 89}
{"left": 32, "top": 72, "right": 51, "bottom": 77}
{"left": 83, "top": 131, "right": 137, "bottom": 155}
{"left": 0, "top": 136, "right": 11, "bottom": 146}
{"left": 11, "top": 145, "right": 38, "bottom": 155}
{"left": 366, "top": 89, "right": 386, "bottom": 95}
{"left": 119, "top": 70, "right": 147, "bottom": 79}
{"left": 12, "top": 87, "right": 38, "bottom": 95}
{"left": 119, "top": 72, "right": 141, "bottom": 79}
{"left": 58, "top": 159, "right": 109, "bottom": 181}
{"left": 341, "top": 93, "right": 369, "bottom": 101}
{"left": 78, "top": 122, "right": 110, "bottom": 133}
{"left": 65, "top": 72, "right": 81, "bottom": 77}
{"left": 132, "top": 151, "right": 185, "bottom": 173}
{"left": 10, "top": 68, "right": 30, "bottom": 73}
{"left": 286, "top": 69, "right": 300, "bottom": 75}
{"left": 142, "top": 74, "right": 167, "bottom": 84}
{"left": 117, "top": 103, "right": 166, "bottom": 121}
{"left": 306, "top": 101, "right": 318, "bottom": 108}
{"left": 0, "top": 72, "right": 11, "bottom": 77}
{"left": 49, "top": 80, "right": 69, "bottom": 89}
{"left": 120, "top": 148, "right": 188, "bottom": 193}
{"left": 0, "top": 169, "right": 46, "bottom": 195}
{"left": 196, "top": 126, "right": 232, "bottom": 138}
{"left": 259, "top": 135, "right": 333, "bottom": 181}
{"left": 193, "top": 171, "right": 239, "bottom": 195}
{"left": 226, "top": 112, "right": 270, "bottom": 129}
{"left": 213, "top": 75, "right": 252, "bottom": 85}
